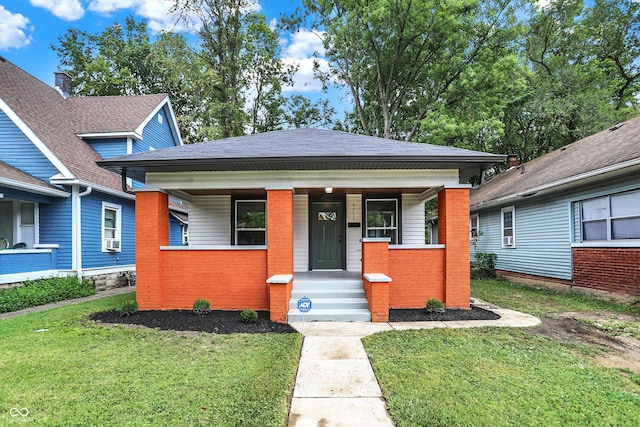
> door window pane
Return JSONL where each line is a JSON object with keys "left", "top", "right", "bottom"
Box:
{"left": 20, "top": 203, "right": 35, "bottom": 225}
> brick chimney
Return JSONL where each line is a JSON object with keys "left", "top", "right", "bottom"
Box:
{"left": 54, "top": 71, "right": 72, "bottom": 98}
{"left": 506, "top": 154, "right": 519, "bottom": 169}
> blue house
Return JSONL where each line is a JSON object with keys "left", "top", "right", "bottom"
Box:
{"left": 470, "top": 116, "right": 640, "bottom": 299}
{"left": 0, "top": 57, "right": 185, "bottom": 287}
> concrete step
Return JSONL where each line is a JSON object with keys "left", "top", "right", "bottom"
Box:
{"left": 291, "top": 289, "right": 366, "bottom": 300}
{"left": 293, "top": 279, "right": 363, "bottom": 290}
{"left": 289, "top": 297, "right": 369, "bottom": 310}
{"left": 288, "top": 308, "right": 372, "bottom": 322}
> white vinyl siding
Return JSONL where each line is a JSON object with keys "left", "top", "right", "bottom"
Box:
{"left": 188, "top": 195, "right": 231, "bottom": 245}
{"left": 346, "top": 194, "right": 362, "bottom": 272}
{"left": 402, "top": 194, "right": 425, "bottom": 245}
{"left": 294, "top": 195, "right": 309, "bottom": 271}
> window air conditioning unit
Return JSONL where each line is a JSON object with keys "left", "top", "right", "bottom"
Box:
{"left": 105, "top": 239, "right": 121, "bottom": 251}
{"left": 503, "top": 236, "right": 514, "bottom": 246}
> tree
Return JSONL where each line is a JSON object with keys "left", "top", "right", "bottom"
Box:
{"left": 300, "top": 0, "right": 526, "bottom": 141}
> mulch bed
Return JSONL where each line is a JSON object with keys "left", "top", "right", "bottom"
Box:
{"left": 90, "top": 310, "right": 298, "bottom": 334}
{"left": 389, "top": 305, "right": 501, "bottom": 322}
{"left": 91, "top": 305, "right": 500, "bottom": 334}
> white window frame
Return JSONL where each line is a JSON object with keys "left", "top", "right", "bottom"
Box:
{"left": 182, "top": 224, "right": 189, "bottom": 245}
{"left": 102, "top": 202, "right": 122, "bottom": 252}
{"left": 470, "top": 214, "right": 479, "bottom": 239}
{"left": 235, "top": 199, "right": 266, "bottom": 246}
{"left": 501, "top": 206, "right": 515, "bottom": 248}
{"left": 365, "top": 198, "right": 399, "bottom": 244}
{"left": 580, "top": 189, "right": 640, "bottom": 242}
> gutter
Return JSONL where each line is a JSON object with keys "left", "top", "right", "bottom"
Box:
{"left": 72, "top": 185, "right": 92, "bottom": 280}
{"left": 50, "top": 177, "right": 136, "bottom": 201}
{"left": 0, "top": 177, "right": 70, "bottom": 198}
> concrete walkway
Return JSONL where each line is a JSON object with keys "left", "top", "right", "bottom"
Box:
{"left": 287, "top": 300, "right": 540, "bottom": 427}
{"left": 0, "top": 286, "right": 135, "bottom": 320}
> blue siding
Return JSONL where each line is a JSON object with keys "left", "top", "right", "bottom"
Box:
{"left": 39, "top": 197, "right": 73, "bottom": 270}
{"left": 0, "top": 110, "right": 60, "bottom": 181}
{"left": 0, "top": 249, "right": 57, "bottom": 273}
{"left": 472, "top": 174, "right": 640, "bottom": 281}
{"left": 81, "top": 192, "right": 135, "bottom": 268}
{"left": 169, "top": 216, "right": 184, "bottom": 246}
{"left": 134, "top": 105, "right": 179, "bottom": 153}
{"left": 85, "top": 137, "right": 128, "bottom": 160}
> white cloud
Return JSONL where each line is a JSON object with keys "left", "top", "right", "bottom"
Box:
{"left": 89, "top": 0, "right": 194, "bottom": 33}
{"left": 0, "top": 6, "right": 32, "bottom": 50}
{"left": 280, "top": 28, "right": 330, "bottom": 93}
{"left": 30, "top": 0, "right": 84, "bottom": 21}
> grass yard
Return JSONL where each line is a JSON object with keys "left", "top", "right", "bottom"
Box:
{"left": 364, "top": 328, "right": 640, "bottom": 427}
{"left": 363, "top": 278, "right": 640, "bottom": 426}
{"left": 0, "top": 293, "right": 302, "bottom": 426}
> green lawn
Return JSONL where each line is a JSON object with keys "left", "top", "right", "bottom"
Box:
{"left": 363, "top": 279, "right": 640, "bottom": 427}
{"left": 0, "top": 293, "right": 302, "bottom": 426}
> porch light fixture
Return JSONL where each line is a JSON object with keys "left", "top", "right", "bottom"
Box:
{"left": 324, "top": 187, "right": 333, "bottom": 194}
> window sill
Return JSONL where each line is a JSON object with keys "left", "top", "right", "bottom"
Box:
{"left": 571, "top": 241, "right": 640, "bottom": 248}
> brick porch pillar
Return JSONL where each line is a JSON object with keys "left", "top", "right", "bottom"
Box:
{"left": 438, "top": 188, "right": 471, "bottom": 308}
{"left": 135, "top": 191, "right": 168, "bottom": 310}
{"left": 266, "top": 189, "right": 294, "bottom": 322}
{"left": 362, "top": 239, "right": 391, "bottom": 322}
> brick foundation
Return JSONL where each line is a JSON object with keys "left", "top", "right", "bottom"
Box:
{"left": 573, "top": 247, "right": 640, "bottom": 297}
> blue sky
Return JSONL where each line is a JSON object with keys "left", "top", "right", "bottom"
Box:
{"left": 0, "top": 0, "right": 344, "bottom": 112}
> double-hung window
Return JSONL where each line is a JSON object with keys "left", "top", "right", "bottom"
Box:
{"left": 235, "top": 200, "right": 266, "bottom": 245}
{"left": 581, "top": 189, "right": 640, "bottom": 241}
{"left": 470, "top": 214, "right": 479, "bottom": 239}
{"left": 102, "top": 202, "right": 122, "bottom": 252}
{"left": 365, "top": 199, "right": 398, "bottom": 244}
{"left": 501, "top": 206, "right": 515, "bottom": 247}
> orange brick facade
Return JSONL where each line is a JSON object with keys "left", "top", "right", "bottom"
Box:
{"left": 136, "top": 187, "right": 470, "bottom": 322}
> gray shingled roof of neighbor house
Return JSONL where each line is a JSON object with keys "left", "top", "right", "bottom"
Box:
{"left": 471, "top": 116, "right": 640, "bottom": 209}
{"left": 0, "top": 161, "right": 67, "bottom": 196}
{"left": 0, "top": 57, "right": 169, "bottom": 193}
{"left": 98, "top": 128, "right": 505, "bottom": 181}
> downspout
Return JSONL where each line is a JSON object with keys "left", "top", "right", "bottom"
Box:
{"left": 72, "top": 185, "right": 92, "bottom": 280}
{"left": 121, "top": 167, "right": 135, "bottom": 195}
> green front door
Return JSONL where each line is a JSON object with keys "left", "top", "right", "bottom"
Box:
{"left": 311, "top": 201, "right": 345, "bottom": 270}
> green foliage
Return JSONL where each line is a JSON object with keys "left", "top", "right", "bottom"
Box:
{"left": 0, "top": 276, "right": 96, "bottom": 313}
{"left": 115, "top": 300, "right": 138, "bottom": 317}
{"left": 192, "top": 299, "right": 211, "bottom": 315}
{"left": 364, "top": 328, "right": 640, "bottom": 426}
{"left": 240, "top": 309, "right": 258, "bottom": 323}
{"left": 425, "top": 298, "right": 445, "bottom": 314}
{"left": 471, "top": 252, "right": 497, "bottom": 279}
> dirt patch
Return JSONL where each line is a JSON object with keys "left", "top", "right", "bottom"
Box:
{"left": 389, "top": 305, "right": 500, "bottom": 322}
{"left": 90, "top": 310, "right": 298, "bottom": 334}
{"left": 526, "top": 314, "right": 640, "bottom": 374}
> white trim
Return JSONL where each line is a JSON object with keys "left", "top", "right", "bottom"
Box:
{"left": 101, "top": 201, "right": 122, "bottom": 252}
{"left": 160, "top": 245, "right": 267, "bottom": 250}
{"left": 364, "top": 273, "right": 392, "bottom": 283}
{"left": 389, "top": 244, "right": 445, "bottom": 249}
{"left": 0, "top": 248, "right": 51, "bottom": 255}
{"left": 82, "top": 264, "right": 136, "bottom": 276}
{"left": 33, "top": 244, "right": 59, "bottom": 249}
{"left": 127, "top": 137, "right": 133, "bottom": 155}
{"left": 362, "top": 237, "right": 392, "bottom": 243}
{"left": 267, "top": 274, "right": 293, "bottom": 284}
{"left": 571, "top": 241, "right": 640, "bottom": 248}
{"left": 77, "top": 131, "right": 142, "bottom": 140}
{"left": 0, "top": 270, "right": 60, "bottom": 285}
{"left": 0, "top": 177, "right": 70, "bottom": 198}
{"left": 50, "top": 178, "right": 136, "bottom": 200}
{"left": 0, "top": 98, "right": 74, "bottom": 179}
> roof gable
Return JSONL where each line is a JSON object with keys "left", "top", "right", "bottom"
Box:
{"left": 471, "top": 116, "right": 640, "bottom": 209}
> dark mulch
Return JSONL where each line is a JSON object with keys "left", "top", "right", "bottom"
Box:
{"left": 389, "top": 305, "right": 501, "bottom": 322}
{"left": 90, "top": 310, "right": 298, "bottom": 334}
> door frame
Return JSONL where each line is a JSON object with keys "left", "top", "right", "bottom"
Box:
{"left": 308, "top": 194, "right": 346, "bottom": 270}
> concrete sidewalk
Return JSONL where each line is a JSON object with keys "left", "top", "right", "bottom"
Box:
{"left": 287, "top": 300, "right": 540, "bottom": 427}
{"left": 0, "top": 286, "right": 135, "bottom": 320}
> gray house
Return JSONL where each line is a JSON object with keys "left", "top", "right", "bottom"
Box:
{"left": 470, "top": 116, "right": 640, "bottom": 299}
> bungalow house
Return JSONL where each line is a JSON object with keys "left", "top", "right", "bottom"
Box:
{"left": 99, "top": 129, "right": 504, "bottom": 321}
{"left": 470, "top": 116, "right": 640, "bottom": 299}
{"left": 0, "top": 57, "right": 185, "bottom": 287}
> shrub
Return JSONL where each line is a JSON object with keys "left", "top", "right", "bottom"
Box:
{"left": 0, "top": 276, "right": 96, "bottom": 313}
{"left": 240, "top": 309, "right": 258, "bottom": 323}
{"left": 116, "top": 301, "right": 138, "bottom": 317}
{"left": 192, "top": 299, "right": 211, "bottom": 315}
{"left": 471, "top": 252, "right": 497, "bottom": 279}
{"left": 426, "top": 298, "right": 445, "bottom": 314}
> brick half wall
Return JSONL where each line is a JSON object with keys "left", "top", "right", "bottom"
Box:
{"left": 573, "top": 247, "right": 640, "bottom": 297}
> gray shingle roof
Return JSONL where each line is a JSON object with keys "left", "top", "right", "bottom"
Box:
{"left": 0, "top": 161, "right": 64, "bottom": 195}
{"left": 0, "top": 57, "right": 168, "bottom": 194}
{"left": 471, "top": 115, "right": 640, "bottom": 209}
{"left": 99, "top": 128, "right": 504, "bottom": 180}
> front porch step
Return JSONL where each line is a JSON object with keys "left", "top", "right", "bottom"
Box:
{"left": 288, "top": 274, "right": 371, "bottom": 322}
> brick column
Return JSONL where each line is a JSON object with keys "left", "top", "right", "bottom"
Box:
{"left": 362, "top": 240, "right": 391, "bottom": 322}
{"left": 266, "top": 189, "right": 294, "bottom": 322}
{"left": 135, "top": 191, "right": 168, "bottom": 310}
{"left": 438, "top": 188, "right": 471, "bottom": 308}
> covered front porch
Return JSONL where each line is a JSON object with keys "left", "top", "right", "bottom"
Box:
{"left": 136, "top": 185, "right": 470, "bottom": 322}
